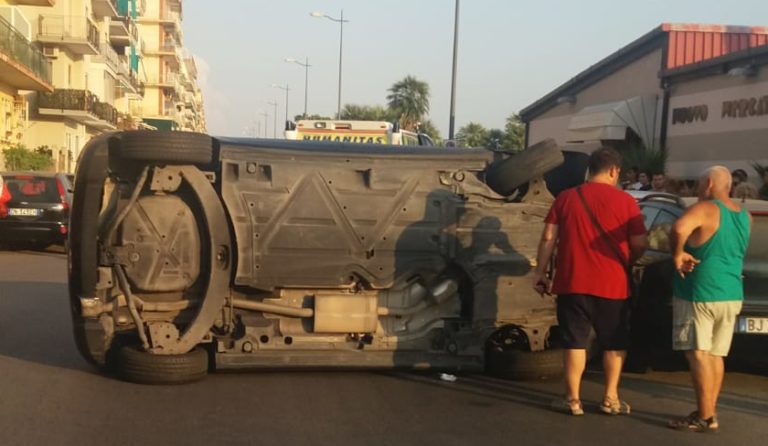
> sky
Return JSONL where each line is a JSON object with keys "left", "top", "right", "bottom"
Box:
{"left": 183, "top": 0, "right": 768, "bottom": 139}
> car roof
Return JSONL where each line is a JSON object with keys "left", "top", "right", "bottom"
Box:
{"left": 626, "top": 190, "right": 677, "bottom": 201}
{"left": 679, "top": 197, "right": 768, "bottom": 214}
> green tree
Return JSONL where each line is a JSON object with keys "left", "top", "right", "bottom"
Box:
{"left": 485, "top": 129, "right": 505, "bottom": 150}
{"left": 503, "top": 113, "right": 525, "bottom": 151}
{"left": 2, "top": 145, "right": 53, "bottom": 171}
{"left": 339, "top": 104, "right": 394, "bottom": 121}
{"left": 386, "top": 75, "right": 430, "bottom": 130}
{"left": 456, "top": 122, "right": 488, "bottom": 148}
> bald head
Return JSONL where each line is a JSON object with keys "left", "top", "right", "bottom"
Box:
{"left": 698, "top": 165, "right": 732, "bottom": 199}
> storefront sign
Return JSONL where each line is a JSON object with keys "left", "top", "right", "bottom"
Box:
{"left": 672, "top": 105, "right": 708, "bottom": 124}
{"left": 721, "top": 95, "right": 768, "bottom": 119}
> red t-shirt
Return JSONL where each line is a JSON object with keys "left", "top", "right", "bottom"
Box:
{"left": 544, "top": 182, "right": 645, "bottom": 299}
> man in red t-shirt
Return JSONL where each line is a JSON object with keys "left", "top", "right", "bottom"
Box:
{"left": 533, "top": 147, "right": 647, "bottom": 416}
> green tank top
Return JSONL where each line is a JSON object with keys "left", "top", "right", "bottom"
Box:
{"left": 673, "top": 199, "right": 750, "bottom": 302}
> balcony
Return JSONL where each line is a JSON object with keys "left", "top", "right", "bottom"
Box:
{"left": 95, "top": 42, "right": 130, "bottom": 78}
{"left": 109, "top": 16, "right": 138, "bottom": 46}
{"left": 145, "top": 72, "right": 176, "bottom": 88}
{"left": 8, "top": 1, "right": 56, "bottom": 5}
{"left": 92, "top": 0, "right": 118, "bottom": 19}
{"left": 37, "top": 89, "right": 117, "bottom": 130}
{"left": 145, "top": 41, "right": 181, "bottom": 66}
{"left": 0, "top": 15, "right": 52, "bottom": 91}
{"left": 37, "top": 15, "right": 99, "bottom": 55}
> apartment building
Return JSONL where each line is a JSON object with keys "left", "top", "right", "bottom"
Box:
{"left": 136, "top": 0, "right": 204, "bottom": 132}
{"left": 180, "top": 52, "right": 205, "bottom": 132}
{"left": 0, "top": 0, "right": 54, "bottom": 170}
{"left": 1, "top": 0, "right": 205, "bottom": 173}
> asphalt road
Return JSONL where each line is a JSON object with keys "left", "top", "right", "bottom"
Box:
{"left": 0, "top": 250, "right": 767, "bottom": 446}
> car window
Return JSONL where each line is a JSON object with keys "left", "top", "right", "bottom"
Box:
{"left": 744, "top": 213, "right": 768, "bottom": 303}
{"left": 652, "top": 209, "right": 678, "bottom": 228}
{"left": 640, "top": 205, "right": 660, "bottom": 230}
{"left": 402, "top": 133, "right": 419, "bottom": 146}
{"left": 4, "top": 176, "right": 60, "bottom": 204}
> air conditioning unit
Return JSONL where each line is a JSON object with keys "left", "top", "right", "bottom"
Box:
{"left": 43, "top": 47, "right": 58, "bottom": 58}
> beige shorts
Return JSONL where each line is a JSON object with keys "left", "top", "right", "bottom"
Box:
{"left": 672, "top": 297, "right": 742, "bottom": 357}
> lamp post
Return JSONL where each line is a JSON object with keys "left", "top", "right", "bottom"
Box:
{"left": 448, "top": 0, "right": 460, "bottom": 141}
{"left": 310, "top": 10, "right": 349, "bottom": 118}
{"left": 286, "top": 57, "right": 311, "bottom": 118}
{"left": 267, "top": 100, "right": 278, "bottom": 138}
{"left": 271, "top": 83, "right": 290, "bottom": 125}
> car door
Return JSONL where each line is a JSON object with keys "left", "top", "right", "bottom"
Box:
{"left": 743, "top": 210, "right": 768, "bottom": 315}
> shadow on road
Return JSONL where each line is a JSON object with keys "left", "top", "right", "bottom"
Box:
{"left": 0, "top": 281, "right": 93, "bottom": 373}
{"left": 584, "top": 371, "right": 768, "bottom": 419}
{"left": 379, "top": 371, "right": 560, "bottom": 413}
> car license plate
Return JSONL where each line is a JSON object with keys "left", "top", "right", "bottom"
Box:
{"left": 738, "top": 317, "right": 768, "bottom": 334}
{"left": 8, "top": 208, "right": 41, "bottom": 217}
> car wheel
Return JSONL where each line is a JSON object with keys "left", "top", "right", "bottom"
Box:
{"left": 486, "top": 347, "right": 564, "bottom": 381}
{"left": 485, "top": 326, "right": 563, "bottom": 380}
{"left": 115, "top": 131, "right": 214, "bottom": 165}
{"left": 485, "top": 138, "right": 564, "bottom": 196}
{"left": 117, "top": 345, "right": 208, "bottom": 385}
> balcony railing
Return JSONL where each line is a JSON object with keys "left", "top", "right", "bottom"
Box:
{"left": 0, "top": 15, "right": 52, "bottom": 86}
{"left": 37, "top": 15, "right": 99, "bottom": 54}
{"left": 37, "top": 89, "right": 118, "bottom": 126}
{"left": 98, "top": 42, "right": 130, "bottom": 78}
{"left": 145, "top": 72, "right": 177, "bottom": 87}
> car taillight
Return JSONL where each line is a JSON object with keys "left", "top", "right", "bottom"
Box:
{"left": 0, "top": 185, "right": 9, "bottom": 218}
{"left": 56, "top": 177, "right": 69, "bottom": 210}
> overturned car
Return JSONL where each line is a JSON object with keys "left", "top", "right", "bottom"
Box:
{"left": 68, "top": 131, "right": 565, "bottom": 383}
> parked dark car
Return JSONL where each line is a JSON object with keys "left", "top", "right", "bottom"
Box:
{"left": 68, "top": 131, "right": 566, "bottom": 384}
{"left": 628, "top": 194, "right": 768, "bottom": 371}
{"left": 0, "top": 172, "right": 72, "bottom": 250}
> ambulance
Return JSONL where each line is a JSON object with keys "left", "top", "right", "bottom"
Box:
{"left": 285, "top": 120, "right": 434, "bottom": 146}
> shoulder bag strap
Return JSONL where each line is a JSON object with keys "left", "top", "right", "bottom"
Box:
{"left": 575, "top": 186, "right": 629, "bottom": 269}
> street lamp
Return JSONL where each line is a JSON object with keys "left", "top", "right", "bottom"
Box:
{"left": 448, "top": 0, "right": 460, "bottom": 141}
{"left": 271, "top": 83, "right": 290, "bottom": 126}
{"left": 285, "top": 57, "right": 311, "bottom": 118}
{"left": 310, "top": 10, "right": 349, "bottom": 118}
{"left": 267, "top": 101, "right": 278, "bottom": 138}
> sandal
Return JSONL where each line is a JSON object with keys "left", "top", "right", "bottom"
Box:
{"left": 550, "top": 398, "right": 584, "bottom": 416}
{"left": 667, "top": 411, "right": 719, "bottom": 433}
{"left": 600, "top": 398, "right": 631, "bottom": 415}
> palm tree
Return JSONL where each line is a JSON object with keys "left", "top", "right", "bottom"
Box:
{"left": 456, "top": 122, "right": 488, "bottom": 148}
{"left": 386, "top": 76, "right": 430, "bottom": 130}
{"left": 503, "top": 114, "right": 525, "bottom": 150}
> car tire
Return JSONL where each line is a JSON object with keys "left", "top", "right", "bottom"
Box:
{"left": 485, "top": 347, "right": 564, "bottom": 381}
{"left": 117, "top": 345, "right": 208, "bottom": 385}
{"left": 485, "top": 138, "right": 564, "bottom": 196}
{"left": 115, "top": 131, "right": 214, "bottom": 165}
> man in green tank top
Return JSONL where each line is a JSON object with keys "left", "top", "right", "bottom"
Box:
{"left": 668, "top": 166, "right": 752, "bottom": 433}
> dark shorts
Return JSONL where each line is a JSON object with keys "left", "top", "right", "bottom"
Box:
{"left": 556, "top": 294, "right": 630, "bottom": 351}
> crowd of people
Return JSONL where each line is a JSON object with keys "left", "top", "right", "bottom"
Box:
{"left": 621, "top": 165, "right": 768, "bottom": 201}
